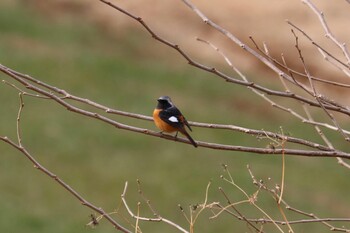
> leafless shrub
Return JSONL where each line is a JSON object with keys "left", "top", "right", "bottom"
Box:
{"left": 1, "top": 0, "right": 350, "bottom": 232}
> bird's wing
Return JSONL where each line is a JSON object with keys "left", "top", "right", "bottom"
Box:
{"left": 159, "top": 106, "right": 190, "bottom": 130}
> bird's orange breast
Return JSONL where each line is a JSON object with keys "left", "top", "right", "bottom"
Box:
{"left": 153, "top": 109, "right": 177, "bottom": 133}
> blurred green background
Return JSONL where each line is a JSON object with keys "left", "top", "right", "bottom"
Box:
{"left": 0, "top": 1, "right": 349, "bottom": 233}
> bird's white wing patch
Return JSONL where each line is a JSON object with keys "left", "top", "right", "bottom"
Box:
{"left": 168, "top": 116, "right": 179, "bottom": 122}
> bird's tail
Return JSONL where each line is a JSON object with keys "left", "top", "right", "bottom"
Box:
{"left": 181, "top": 130, "right": 198, "bottom": 148}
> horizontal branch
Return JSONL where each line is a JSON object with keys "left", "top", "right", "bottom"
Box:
{"left": 246, "top": 216, "right": 350, "bottom": 226}
{"left": 1, "top": 64, "right": 349, "bottom": 159}
{"left": 6, "top": 64, "right": 344, "bottom": 150}
{"left": 12, "top": 65, "right": 333, "bottom": 150}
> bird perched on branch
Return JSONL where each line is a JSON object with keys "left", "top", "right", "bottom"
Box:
{"left": 153, "top": 96, "right": 197, "bottom": 147}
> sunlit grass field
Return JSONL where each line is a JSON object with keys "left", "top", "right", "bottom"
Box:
{"left": 0, "top": 2, "right": 349, "bottom": 233}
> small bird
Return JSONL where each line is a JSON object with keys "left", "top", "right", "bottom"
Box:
{"left": 153, "top": 96, "right": 197, "bottom": 147}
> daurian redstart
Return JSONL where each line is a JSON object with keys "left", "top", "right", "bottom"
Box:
{"left": 153, "top": 96, "right": 197, "bottom": 147}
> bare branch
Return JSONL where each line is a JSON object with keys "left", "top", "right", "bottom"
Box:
{"left": 250, "top": 36, "right": 350, "bottom": 86}
{"left": 287, "top": 20, "right": 350, "bottom": 77}
{"left": 1, "top": 1, "right": 349, "bottom": 232}
{"left": 9, "top": 63, "right": 339, "bottom": 149}
{"left": 0, "top": 131, "right": 130, "bottom": 232}
{"left": 246, "top": 165, "right": 350, "bottom": 232}
{"left": 302, "top": 0, "right": 350, "bottom": 67}
{"left": 121, "top": 182, "right": 189, "bottom": 233}
{"left": 1, "top": 64, "right": 347, "bottom": 158}
{"left": 244, "top": 217, "right": 350, "bottom": 226}
{"left": 98, "top": 0, "right": 350, "bottom": 117}
{"left": 195, "top": 37, "right": 350, "bottom": 168}
{"left": 291, "top": 30, "right": 350, "bottom": 141}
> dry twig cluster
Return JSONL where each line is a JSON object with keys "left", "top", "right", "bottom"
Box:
{"left": 1, "top": 0, "right": 350, "bottom": 232}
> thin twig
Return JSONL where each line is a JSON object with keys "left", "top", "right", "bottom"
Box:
{"left": 0, "top": 138, "right": 131, "bottom": 232}
{"left": 121, "top": 182, "right": 189, "bottom": 233}
{"left": 247, "top": 166, "right": 350, "bottom": 232}
{"left": 221, "top": 165, "right": 284, "bottom": 233}
{"left": 137, "top": 180, "right": 159, "bottom": 218}
{"left": 286, "top": 20, "right": 350, "bottom": 77}
{"left": 278, "top": 133, "right": 286, "bottom": 205}
{"left": 98, "top": 0, "right": 350, "bottom": 117}
{"left": 277, "top": 137, "right": 294, "bottom": 233}
{"left": 249, "top": 36, "right": 350, "bottom": 86}
{"left": 302, "top": 0, "right": 350, "bottom": 67}
{"left": 135, "top": 202, "right": 141, "bottom": 233}
{"left": 286, "top": 205, "right": 350, "bottom": 232}
{"left": 2, "top": 64, "right": 348, "bottom": 158}
{"left": 2, "top": 80, "right": 50, "bottom": 99}
{"left": 196, "top": 37, "right": 350, "bottom": 147}
{"left": 218, "top": 187, "right": 263, "bottom": 232}
{"left": 244, "top": 217, "right": 350, "bottom": 225}
{"left": 0, "top": 88, "right": 129, "bottom": 232}
{"left": 291, "top": 30, "right": 350, "bottom": 142}
{"left": 16, "top": 93, "right": 24, "bottom": 147}
{"left": 302, "top": 104, "right": 350, "bottom": 169}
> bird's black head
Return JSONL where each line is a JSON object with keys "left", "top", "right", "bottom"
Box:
{"left": 156, "top": 96, "right": 173, "bottom": 109}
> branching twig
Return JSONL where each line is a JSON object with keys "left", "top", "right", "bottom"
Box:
{"left": 1, "top": 64, "right": 348, "bottom": 158}
{"left": 121, "top": 182, "right": 189, "bottom": 233}
{"left": 195, "top": 37, "right": 350, "bottom": 168}
{"left": 219, "top": 165, "right": 285, "bottom": 233}
{"left": 302, "top": 0, "right": 350, "bottom": 67}
{"left": 246, "top": 166, "right": 350, "bottom": 232}
{"left": 195, "top": 37, "right": 348, "bottom": 141}
{"left": 291, "top": 30, "right": 350, "bottom": 142}
{"left": 249, "top": 36, "right": 350, "bottom": 86}
{"left": 99, "top": 0, "right": 350, "bottom": 117}
{"left": 0, "top": 101, "right": 131, "bottom": 233}
{"left": 1, "top": 1, "right": 349, "bottom": 232}
{"left": 286, "top": 20, "right": 350, "bottom": 77}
